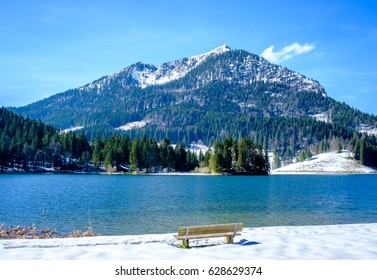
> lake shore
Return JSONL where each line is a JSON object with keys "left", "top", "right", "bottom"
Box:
{"left": 1, "top": 223, "right": 376, "bottom": 260}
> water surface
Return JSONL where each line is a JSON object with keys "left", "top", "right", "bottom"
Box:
{"left": 0, "top": 174, "right": 376, "bottom": 235}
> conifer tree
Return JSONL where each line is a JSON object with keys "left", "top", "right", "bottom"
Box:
{"left": 360, "top": 140, "right": 366, "bottom": 165}
{"left": 174, "top": 142, "right": 187, "bottom": 171}
{"left": 166, "top": 145, "right": 176, "bottom": 171}
{"left": 129, "top": 138, "right": 139, "bottom": 171}
{"left": 353, "top": 140, "right": 361, "bottom": 160}
{"left": 273, "top": 149, "right": 281, "bottom": 169}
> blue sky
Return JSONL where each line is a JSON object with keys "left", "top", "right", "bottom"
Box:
{"left": 1, "top": 0, "right": 377, "bottom": 114}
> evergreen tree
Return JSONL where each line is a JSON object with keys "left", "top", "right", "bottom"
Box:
{"left": 159, "top": 138, "right": 170, "bottom": 168}
{"left": 166, "top": 145, "right": 176, "bottom": 171}
{"left": 273, "top": 149, "right": 281, "bottom": 169}
{"left": 299, "top": 150, "right": 312, "bottom": 162}
{"left": 353, "top": 140, "right": 361, "bottom": 160}
{"left": 186, "top": 150, "right": 198, "bottom": 171}
{"left": 174, "top": 142, "right": 187, "bottom": 171}
{"left": 104, "top": 147, "right": 116, "bottom": 172}
{"left": 236, "top": 138, "right": 248, "bottom": 172}
{"left": 129, "top": 138, "right": 139, "bottom": 171}
{"left": 92, "top": 138, "right": 104, "bottom": 169}
{"left": 147, "top": 138, "right": 160, "bottom": 170}
{"left": 222, "top": 136, "right": 234, "bottom": 170}
{"left": 360, "top": 140, "right": 366, "bottom": 165}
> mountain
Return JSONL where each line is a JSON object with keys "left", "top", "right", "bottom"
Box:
{"left": 13, "top": 45, "right": 328, "bottom": 127}
{"left": 11, "top": 45, "right": 377, "bottom": 167}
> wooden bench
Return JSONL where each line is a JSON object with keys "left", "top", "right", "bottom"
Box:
{"left": 173, "top": 223, "right": 243, "bottom": 248}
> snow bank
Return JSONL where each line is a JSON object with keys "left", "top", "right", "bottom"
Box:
{"left": 1, "top": 223, "right": 376, "bottom": 260}
{"left": 272, "top": 152, "right": 377, "bottom": 174}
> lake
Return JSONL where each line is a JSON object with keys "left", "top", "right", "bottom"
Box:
{"left": 1, "top": 174, "right": 377, "bottom": 236}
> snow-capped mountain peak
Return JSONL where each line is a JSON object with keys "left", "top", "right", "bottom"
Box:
{"left": 130, "top": 44, "right": 231, "bottom": 88}
{"left": 189, "top": 44, "right": 230, "bottom": 62}
{"left": 78, "top": 45, "right": 231, "bottom": 92}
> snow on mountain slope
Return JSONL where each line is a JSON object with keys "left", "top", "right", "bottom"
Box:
{"left": 61, "top": 126, "right": 84, "bottom": 133}
{"left": 115, "top": 120, "right": 149, "bottom": 131}
{"left": 272, "top": 152, "right": 377, "bottom": 174}
{"left": 78, "top": 45, "right": 231, "bottom": 93}
{"left": 359, "top": 124, "right": 377, "bottom": 136}
{"left": 130, "top": 44, "right": 231, "bottom": 88}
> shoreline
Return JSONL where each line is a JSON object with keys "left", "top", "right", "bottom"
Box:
{"left": 1, "top": 223, "right": 377, "bottom": 260}
{"left": 2, "top": 170, "right": 377, "bottom": 175}
{"left": 270, "top": 171, "right": 377, "bottom": 175}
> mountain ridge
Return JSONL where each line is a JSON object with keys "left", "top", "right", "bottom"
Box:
{"left": 77, "top": 44, "right": 232, "bottom": 93}
{"left": 75, "top": 44, "right": 326, "bottom": 96}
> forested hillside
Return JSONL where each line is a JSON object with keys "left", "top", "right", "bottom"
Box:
{"left": 0, "top": 107, "right": 91, "bottom": 172}
{"left": 1, "top": 108, "right": 270, "bottom": 174}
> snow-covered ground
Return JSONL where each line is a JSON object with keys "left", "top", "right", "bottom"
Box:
{"left": 115, "top": 120, "right": 149, "bottom": 131}
{"left": 169, "top": 143, "right": 209, "bottom": 157}
{"left": 1, "top": 223, "right": 376, "bottom": 260}
{"left": 359, "top": 125, "right": 377, "bottom": 136}
{"left": 310, "top": 112, "right": 330, "bottom": 123}
{"left": 272, "top": 152, "right": 377, "bottom": 174}
{"left": 188, "top": 143, "right": 209, "bottom": 156}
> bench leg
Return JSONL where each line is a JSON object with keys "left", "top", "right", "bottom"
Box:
{"left": 224, "top": 236, "right": 234, "bottom": 244}
{"left": 182, "top": 239, "right": 190, "bottom": 248}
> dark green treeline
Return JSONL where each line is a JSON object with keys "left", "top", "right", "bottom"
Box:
{"left": 93, "top": 134, "right": 269, "bottom": 174}
{"left": 92, "top": 135, "right": 198, "bottom": 173}
{"left": 0, "top": 107, "right": 91, "bottom": 172}
{"left": 2, "top": 107, "right": 377, "bottom": 173}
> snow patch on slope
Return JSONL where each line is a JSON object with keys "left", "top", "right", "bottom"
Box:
{"left": 310, "top": 113, "right": 330, "bottom": 123}
{"left": 61, "top": 126, "right": 84, "bottom": 133}
{"left": 359, "top": 124, "right": 377, "bottom": 136}
{"left": 115, "top": 120, "right": 150, "bottom": 131}
{"left": 272, "top": 152, "right": 376, "bottom": 174}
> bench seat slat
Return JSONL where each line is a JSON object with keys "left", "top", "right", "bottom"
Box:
{"left": 175, "top": 223, "right": 243, "bottom": 239}
{"left": 174, "top": 231, "right": 240, "bottom": 240}
{"left": 177, "top": 223, "right": 243, "bottom": 236}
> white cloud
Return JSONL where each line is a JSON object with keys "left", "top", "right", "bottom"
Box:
{"left": 261, "top": 42, "right": 315, "bottom": 63}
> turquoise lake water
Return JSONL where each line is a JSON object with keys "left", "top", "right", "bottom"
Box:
{"left": 1, "top": 174, "right": 377, "bottom": 235}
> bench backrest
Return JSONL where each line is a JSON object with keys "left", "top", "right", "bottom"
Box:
{"left": 177, "top": 223, "right": 243, "bottom": 237}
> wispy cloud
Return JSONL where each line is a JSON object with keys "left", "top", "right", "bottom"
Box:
{"left": 261, "top": 42, "right": 315, "bottom": 63}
